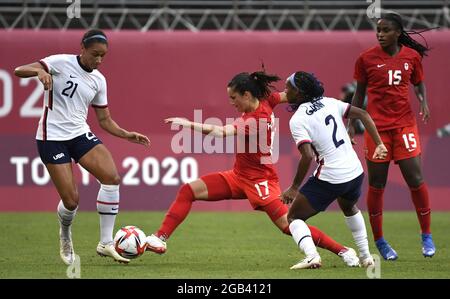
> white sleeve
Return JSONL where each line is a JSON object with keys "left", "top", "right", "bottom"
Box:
{"left": 289, "top": 116, "right": 312, "bottom": 148}
{"left": 91, "top": 76, "right": 108, "bottom": 107}
{"left": 39, "top": 54, "right": 65, "bottom": 75}
{"left": 333, "top": 98, "right": 351, "bottom": 118}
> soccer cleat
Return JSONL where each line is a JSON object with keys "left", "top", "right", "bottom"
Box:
{"left": 338, "top": 247, "right": 360, "bottom": 267}
{"left": 421, "top": 233, "right": 436, "bottom": 258}
{"left": 360, "top": 255, "right": 375, "bottom": 268}
{"left": 96, "top": 242, "right": 130, "bottom": 264}
{"left": 290, "top": 254, "right": 322, "bottom": 270}
{"left": 375, "top": 237, "right": 398, "bottom": 260}
{"left": 59, "top": 230, "right": 75, "bottom": 265}
{"left": 145, "top": 234, "right": 167, "bottom": 254}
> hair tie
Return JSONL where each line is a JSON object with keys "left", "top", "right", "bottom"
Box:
{"left": 287, "top": 73, "right": 299, "bottom": 90}
{"left": 83, "top": 34, "right": 107, "bottom": 43}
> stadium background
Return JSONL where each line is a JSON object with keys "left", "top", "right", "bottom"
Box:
{"left": 1, "top": 0, "right": 449, "bottom": 213}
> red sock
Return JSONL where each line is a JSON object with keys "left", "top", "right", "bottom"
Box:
{"left": 410, "top": 183, "right": 431, "bottom": 234}
{"left": 156, "top": 184, "right": 194, "bottom": 239}
{"left": 367, "top": 186, "right": 384, "bottom": 241}
{"left": 308, "top": 225, "right": 345, "bottom": 255}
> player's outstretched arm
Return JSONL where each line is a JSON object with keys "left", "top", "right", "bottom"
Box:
{"left": 165, "top": 117, "right": 236, "bottom": 137}
{"left": 94, "top": 107, "right": 150, "bottom": 147}
{"left": 14, "top": 62, "right": 52, "bottom": 90}
{"left": 347, "top": 106, "right": 387, "bottom": 160}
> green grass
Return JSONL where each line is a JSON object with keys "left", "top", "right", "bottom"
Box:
{"left": 0, "top": 211, "right": 448, "bottom": 279}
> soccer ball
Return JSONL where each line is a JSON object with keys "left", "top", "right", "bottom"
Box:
{"left": 113, "top": 226, "right": 147, "bottom": 259}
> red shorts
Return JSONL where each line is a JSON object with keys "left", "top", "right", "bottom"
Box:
{"left": 364, "top": 124, "right": 422, "bottom": 163}
{"left": 220, "top": 170, "right": 282, "bottom": 210}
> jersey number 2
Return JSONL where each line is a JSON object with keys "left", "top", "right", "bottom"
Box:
{"left": 61, "top": 80, "right": 78, "bottom": 98}
{"left": 325, "top": 115, "right": 345, "bottom": 148}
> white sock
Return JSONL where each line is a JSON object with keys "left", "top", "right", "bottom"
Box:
{"left": 345, "top": 211, "right": 370, "bottom": 258}
{"left": 96, "top": 184, "right": 120, "bottom": 245}
{"left": 289, "top": 219, "right": 318, "bottom": 257}
{"left": 57, "top": 200, "right": 77, "bottom": 240}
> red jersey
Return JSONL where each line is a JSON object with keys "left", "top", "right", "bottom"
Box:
{"left": 354, "top": 45, "right": 424, "bottom": 131}
{"left": 232, "top": 92, "right": 280, "bottom": 181}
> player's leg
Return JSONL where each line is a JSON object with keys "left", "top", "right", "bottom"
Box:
{"left": 247, "top": 178, "right": 347, "bottom": 257}
{"left": 77, "top": 141, "right": 128, "bottom": 263}
{"left": 37, "top": 139, "right": 78, "bottom": 265}
{"left": 366, "top": 160, "right": 398, "bottom": 260}
{"left": 365, "top": 128, "right": 398, "bottom": 260}
{"left": 46, "top": 162, "right": 79, "bottom": 265}
{"left": 337, "top": 174, "right": 373, "bottom": 266}
{"left": 397, "top": 156, "right": 435, "bottom": 257}
{"left": 146, "top": 171, "right": 237, "bottom": 254}
{"left": 285, "top": 192, "right": 321, "bottom": 269}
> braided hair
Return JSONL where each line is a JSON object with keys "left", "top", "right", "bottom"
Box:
{"left": 228, "top": 71, "right": 280, "bottom": 99}
{"left": 288, "top": 71, "right": 324, "bottom": 111}
{"left": 380, "top": 13, "right": 431, "bottom": 57}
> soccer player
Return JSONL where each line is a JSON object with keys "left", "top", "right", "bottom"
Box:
{"left": 281, "top": 71, "right": 387, "bottom": 270}
{"left": 349, "top": 12, "right": 435, "bottom": 260}
{"left": 145, "top": 71, "right": 361, "bottom": 267}
{"left": 14, "top": 29, "right": 150, "bottom": 265}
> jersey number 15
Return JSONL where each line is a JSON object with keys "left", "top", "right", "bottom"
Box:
{"left": 388, "top": 70, "right": 402, "bottom": 85}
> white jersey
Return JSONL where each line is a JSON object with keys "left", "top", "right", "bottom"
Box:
{"left": 36, "top": 54, "right": 108, "bottom": 140}
{"left": 289, "top": 97, "right": 363, "bottom": 184}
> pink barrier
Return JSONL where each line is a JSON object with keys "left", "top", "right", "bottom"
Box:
{"left": 1, "top": 30, "right": 449, "bottom": 211}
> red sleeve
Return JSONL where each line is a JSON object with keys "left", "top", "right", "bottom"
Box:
{"left": 266, "top": 92, "right": 281, "bottom": 109}
{"left": 410, "top": 54, "right": 424, "bottom": 85}
{"left": 353, "top": 55, "right": 367, "bottom": 84}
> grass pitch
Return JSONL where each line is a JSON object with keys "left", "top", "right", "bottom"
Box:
{"left": 0, "top": 211, "right": 448, "bottom": 279}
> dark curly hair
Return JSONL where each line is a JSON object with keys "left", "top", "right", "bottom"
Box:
{"left": 288, "top": 71, "right": 324, "bottom": 111}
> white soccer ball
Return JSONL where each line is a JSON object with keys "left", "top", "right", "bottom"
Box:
{"left": 113, "top": 226, "right": 147, "bottom": 259}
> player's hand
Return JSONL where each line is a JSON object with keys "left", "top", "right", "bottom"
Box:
{"left": 281, "top": 186, "right": 299, "bottom": 204}
{"left": 165, "top": 117, "right": 191, "bottom": 128}
{"left": 126, "top": 132, "right": 150, "bottom": 147}
{"left": 373, "top": 143, "right": 388, "bottom": 160}
{"left": 37, "top": 69, "right": 52, "bottom": 90}
{"left": 419, "top": 101, "right": 430, "bottom": 124}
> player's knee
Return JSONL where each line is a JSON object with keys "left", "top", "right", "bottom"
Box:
{"left": 342, "top": 205, "right": 359, "bottom": 217}
{"left": 368, "top": 181, "right": 386, "bottom": 189}
{"left": 406, "top": 174, "right": 423, "bottom": 188}
{"left": 100, "top": 174, "right": 121, "bottom": 185}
